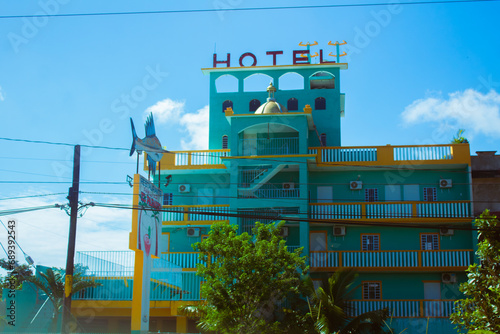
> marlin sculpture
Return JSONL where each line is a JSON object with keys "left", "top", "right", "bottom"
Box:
{"left": 130, "top": 113, "right": 170, "bottom": 173}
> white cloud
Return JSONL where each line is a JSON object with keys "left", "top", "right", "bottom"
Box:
{"left": 0, "top": 86, "right": 4, "bottom": 101}
{"left": 179, "top": 105, "right": 209, "bottom": 150}
{"left": 401, "top": 89, "right": 500, "bottom": 137}
{"left": 0, "top": 195, "right": 131, "bottom": 269}
{"left": 144, "top": 98, "right": 185, "bottom": 124}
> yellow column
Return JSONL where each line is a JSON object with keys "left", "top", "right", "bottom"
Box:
{"left": 131, "top": 250, "right": 144, "bottom": 333}
{"left": 176, "top": 316, "right": 188, "bottom": 333}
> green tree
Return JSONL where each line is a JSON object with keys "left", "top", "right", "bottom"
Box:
{"left": 305, "top": 269, "right": 388, "bottom": 334}
{"left": 185, "top": 220, "right": 309, "bottom": 334}
{"left": 0, "top": 259, "right": 34, "bottom": 295}
{"left": 21, "top": 265, "right": 101, "bottom": 332}
{"left": 450, "top": 210, "right": 500, "bottom": 333}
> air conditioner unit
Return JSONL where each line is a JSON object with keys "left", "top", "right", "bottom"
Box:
{"left": 178, "top": 184, "right": 191, "bottom": 193}
{"left": 186, "top": 227, "right": 200, "bottom": 237}
{"left": 440, "top": 228, "right": 454, "bottom": 236}
{"left": 283, "top": 182, "right": 295, "bottom": 190}
{"left": 278, "top": 226, "right": 289, "bottom": 238}
{"left": 350, "top": 181, "right": 363, "bottom": 190}
{"left": 442, "top": 273, "right": 457, "bottom": 284}
{"left": 333, "top": 225, "right": 346, "bottom": 236}
{"left": 440, "top": 179, "right": 452, "bottom": 188}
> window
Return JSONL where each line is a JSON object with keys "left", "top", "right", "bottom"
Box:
{"left": 222, "top": 100, "right": 233, "bottom": 113}
{"left": 287, "top": 98, "right": 298, "bottom": 111}
{"left": 310, "top": 71, "right": 335, "bottom": 89}
{"left": 362, "top": 234, "right": 380, "bottom": 251}
{"left": 365, "top": 188, "right": 378, "bottom": 202}
{"left": 421, "top": 233, "right": 439, "bottom": 250}
{"left": 423, "top": 187, "right": 437, "bottom": 202}
{"left": 363, "top": 282, "right": 381, "bottom": 300}
{"left": 249, "top": 99, "right": 261, "bottom": 112}
{"left": 222, "top": 135, "right": 228, "bottom": 149}
{"left": 315, "top": 97, "right": 326, "bottom": 110}
{"left": 163, "top": 193, "right": 173, "bottom": 206}
{"left": 320, "top": 133, "right": 327, "bottom": 146}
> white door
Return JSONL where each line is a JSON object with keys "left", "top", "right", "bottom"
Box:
{"left": 197, "top": 188, "right": 214, "bottom": 205}
{"left": 310, "top": 232, "right": 327, "bottom": 267}
{"left": 385, "top": 185, "right": 401, "bottom": 201}
{"left": 424, "top": 282, "right": 441, "bottom": 317}
{"left": 385, "top": 185, "right": 401, "bottom": 217}
{"left": 317, "top": 186, "right": 333, "bottom": 203}
{"left": 403, "top": 185, "right": 420, "bottom": 201}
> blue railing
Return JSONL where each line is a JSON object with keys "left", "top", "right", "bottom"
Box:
{"left": 321, "top": 147, "right": 378, "bottom": 162}
{"left": 240, "top": 137, "right": 299, "bottom": 156}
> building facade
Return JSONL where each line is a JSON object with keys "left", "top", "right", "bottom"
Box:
{"left": 15, "top": 61, "right": 474, "bottom": 333}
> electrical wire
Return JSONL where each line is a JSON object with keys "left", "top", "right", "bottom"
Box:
{"left": 0, "top": 136, "right": 478, "bottom": 174}
{"left": 91, "top": 202, "right": 498, "bottom": 232}
{"left": 0, "top": 0, "right": 497, "bottom": 20}
{"left": 0, "top": 137, "right": 128, "bottom": 151}
{"left": 0, "top": 205, "right": 61, "bottom": 216}
{"left": 0, "top": 193, "right": 67, "bottom": 201}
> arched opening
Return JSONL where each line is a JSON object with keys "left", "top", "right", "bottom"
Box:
{"left": 222, "top": 135, "right": 228, "bottom": 149}
{"left": 244, "top": 73, "right": 273, "bottom": 92}
{"left": 249, "top": 99, "right": 261, "bottom": 112}
{"left": 215, "top": 74, "right": 238, "bottom": 93}
{"left": 239, "top": 123, "right": 299, "bottom": 156}
{"left": 222, "top": 100, "right": 233, "bottom": 113}
{"left": 320, "top": 133, "right": 327, "bottom": 147}
{"left": 310, "top": 71, "right": 335, "bottom": 89}
{"left": 278, "top": 72, "right": 304, "bottom": 90}
{"left": 287, "top": 98, "right": 298, "bottom": 111}
{"left": 315, "top": 97, "right": 326, "bottom": 110}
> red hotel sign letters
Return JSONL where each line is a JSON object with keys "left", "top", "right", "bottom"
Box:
{"left": 213, "top": 50, "right": 336, "bottom": 68}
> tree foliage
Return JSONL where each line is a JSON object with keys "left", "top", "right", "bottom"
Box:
{"left": 20, "top": 265, "right": 102, "bottom": 332}
{"left": 450, "top": 210, "right": 500, "bottom": 333}
{"left": 305, "top": 269, "right": 388, "bottom": 334}
{"left": 188, "top": 220, "right": 309, "bottom": 334}
{"left": 451, "top": 129, "right": 469, "bottom": 144}
{"left": 0, "top": 258, "right": 34, "bottom": 294}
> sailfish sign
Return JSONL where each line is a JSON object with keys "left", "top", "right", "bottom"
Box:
{"left": 130, "top": 113, "right": 169, "bottom": 173}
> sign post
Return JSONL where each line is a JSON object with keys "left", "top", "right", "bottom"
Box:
{"left": 130, "top": 174, "right": 162, "bottom": 334}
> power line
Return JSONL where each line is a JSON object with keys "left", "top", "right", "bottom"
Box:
{"left": 0, "top": 0, "right": 496, "bottom": 20}
{"left": 79, "top": 190, "right": 498, "bottom": 204}
{"left": 0, "top": 193, "right": 67, "bottom": 201}
{"left": 0, "top": 136, "right": 474, "bottom": 174}
{"left": 0, "top": 137, "right": 128, "bottom": 151}
{"left": 91, "top": 202, "right": 494, "bottom": 232}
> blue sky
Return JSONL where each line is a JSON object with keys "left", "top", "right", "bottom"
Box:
{"left": 0, "top": 0, "right": 499, "bottom": 268}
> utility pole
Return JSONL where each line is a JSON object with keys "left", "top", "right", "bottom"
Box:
{"left": 61, "top": 145, "right": 80, "bottom": 333}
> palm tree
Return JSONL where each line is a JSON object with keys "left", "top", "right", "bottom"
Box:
{"left": 305, "top": 268, "right": 388, "bottom": 334}
{"left": 22, "top": 266, "right": 101, "bottom": 332}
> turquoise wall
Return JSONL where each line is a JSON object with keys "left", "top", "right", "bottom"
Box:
{"left": 309, "top": 225, "right": 473, "bottom": 251}
{"left": 207, "top": 65, "right": 343, "bottom": 150}
{"left": 308, "top": 169, "right": 471, "bottom": 202}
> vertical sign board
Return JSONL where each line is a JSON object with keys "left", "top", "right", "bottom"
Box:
{"left": 130, "top": 174, "right": 162, "bottom": 334}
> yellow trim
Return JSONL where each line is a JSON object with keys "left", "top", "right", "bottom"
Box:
{"left": 145, "top": 150, "right": 230, "bottom": 171}
{"left": 222, "top": 154, "right": 315, "bottom": 159}
{"left": 176, "top": 316, "right": 188, "bottom": 333}
{"left": 201, "top": 62, "right": 348, "bottom": 73}
{"left": 131, "top": 250, "right": 143, "bottom": 331}
{"left": 311, "top": 143, "right": 471, "bottom": 167}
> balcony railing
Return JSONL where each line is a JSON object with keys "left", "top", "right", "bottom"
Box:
{"left": 239, "top": 183, "right": 300, "bottom": 199}
{"left": 310, "top": 201, "right": 471, "bottom": 221}
{"left": 240, "top": 137, "right": 299, "bottom": 156}
{"left": 310, "top": 249, "right": 473, "bottom": 270}
{"left": 310, "top": 143, "right": 470, "bottom": 166}
{"left": 148, "top": 149, "right": 230, "bottom": 170}
{"left": 163, "top": 205, "right": 231, "bottom": 223}
{"left": 349, "top": 299, "right": 457, "bottom": 318}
